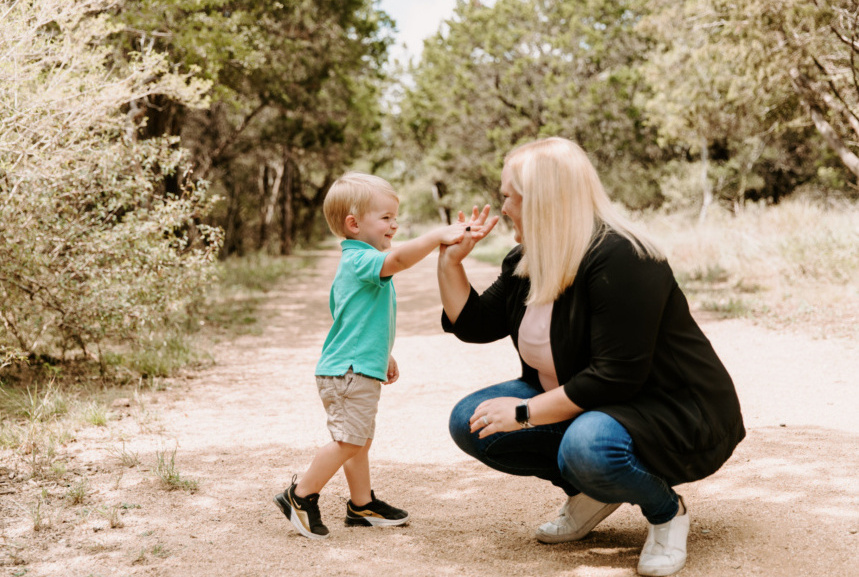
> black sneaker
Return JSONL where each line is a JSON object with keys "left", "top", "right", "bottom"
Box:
{"left": 345, "top": 490, "right": 410, "bottom": 527}
{"left": 273, "top": 475, "right": 329, "bottom": 539}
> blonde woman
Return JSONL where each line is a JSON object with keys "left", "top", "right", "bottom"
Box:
{"left": 439, "top": 137, "right": 745, "bottom": 576}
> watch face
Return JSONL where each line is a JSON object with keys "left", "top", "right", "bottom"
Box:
{"left": 515, "top": 402, "right": 529, "bottom": 423}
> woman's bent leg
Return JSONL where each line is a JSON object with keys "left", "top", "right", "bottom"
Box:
{"left": 449, "top": 380, "right": 577, "bottom": 495}
{"left": 557, "top": 411, "right": 680, "bottom": 525}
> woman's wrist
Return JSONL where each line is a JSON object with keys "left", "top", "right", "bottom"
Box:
{"left": 437, "top": 247, "right": 456, "bottom": 267}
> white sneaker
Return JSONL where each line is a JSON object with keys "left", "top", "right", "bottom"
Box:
{"left": 535, "top": 493, "right": 621, "bottom": 543}
{"left": 637, "top": 497, "right": 690, "bottom": 576}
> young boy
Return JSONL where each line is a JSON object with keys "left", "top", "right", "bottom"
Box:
{"left": 274, "top": 172, "right": 471, "bottom": 539}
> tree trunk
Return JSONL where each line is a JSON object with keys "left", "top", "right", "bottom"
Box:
{"left": 789, "top": 68, "right": 859, "bottom": 179}
{"left": 258, "top": 161, "right": 284, "bottom": 252}
{"left": 222, "top": 178, "right": 244, "bottom": 257}
{"left": 698, "top": 135, "right": 713, "bottom": 224}
{"left": 809, "top": 107, "right": 859, "bottom": 178}
{"left": 280, "top": 155, "right": 296, "bottom": 256}
{"left": 432, "top": 180, "right": 452, "bottom": 224}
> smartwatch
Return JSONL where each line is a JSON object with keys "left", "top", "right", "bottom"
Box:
{"left": 515, "top": 399, "right": 533, "bottom": 429}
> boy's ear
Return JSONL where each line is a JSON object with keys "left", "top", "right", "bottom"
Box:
{"left": 344, "top": 214, "right": 360, "bottom": 235}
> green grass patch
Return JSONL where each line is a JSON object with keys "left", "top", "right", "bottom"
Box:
{"left": 469, "top": 230, "right": 517, "bottom": 266}
{"left": 700, "top": 297, "right": 754, "bottom": 318}
{"left": 219, "top": 252, "right": 314, "bottom": 293}
{"left": 0, "top": 381, "right": 68, "bottom": 422}
{"left": 82, "top": 401, "right": 109, "bottom": 427}
{"left": 66, "top": 478, "right": 88, "bottom": 505}
{"left": 154, "top": 446, "right": 198, "bottom": 492}
{"left": 114, "top": 333, "right": 204, "bottom": 379}
{"left": 201, "top": 251, "right": 316, "bottom": 336}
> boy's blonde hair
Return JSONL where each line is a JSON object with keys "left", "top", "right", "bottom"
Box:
{"left": 323, "top": 172, "right": 399, "bottom": 238}
{"left": 506, "top": 137, "right": 664, "bottom": 304}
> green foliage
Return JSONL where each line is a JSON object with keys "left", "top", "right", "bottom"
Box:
{"left": 112, "top": 333, "right": 204, "bottom": 379}
{"left": 0, "top": 0, "right": 222, "bottom": 362}
{"left": 112, "top": 0, "right": 395, "bottom": 255}
{"left": 390, "top": 0, "right": 858, "bottom": 219}
{"left": 639, "top": 0, "right": 856, "bottom": 213}
{"left": 396, "top": 0, "right": 664, "bottom": 211}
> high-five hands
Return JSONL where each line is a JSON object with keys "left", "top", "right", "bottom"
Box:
{"left": 439, "top": 205, "right": 500, "bottom": 264}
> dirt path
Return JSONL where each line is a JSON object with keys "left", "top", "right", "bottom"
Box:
{"left": 4, "top": 250, "right": 859, "bottom": 577}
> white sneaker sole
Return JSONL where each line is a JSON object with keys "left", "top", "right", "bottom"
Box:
{"left": 273, "top": 496, "right": 329, "bottom": 540}
{"left": 345, "top": 513, "right": 410, "bottom": 527}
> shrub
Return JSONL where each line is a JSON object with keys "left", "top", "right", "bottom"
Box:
{"left": 0, "top": 1, "right": 222, "bottom": 363}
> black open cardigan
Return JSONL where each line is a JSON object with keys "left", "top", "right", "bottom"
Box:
{"left": 442, "top": 231, "right": 745, "bottom": 485}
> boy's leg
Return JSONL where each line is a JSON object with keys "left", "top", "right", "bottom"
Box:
{"left": 342, "top": 439, "right": 373, "bottom": 505}
{"left": 274, "top": 440, "right": 363, "bottom": 540}
{"left": 342, "top": 439, "right": 409, "bottom": 527}
{"left": 296, "top": 440, "right": 363, "bottom": 497}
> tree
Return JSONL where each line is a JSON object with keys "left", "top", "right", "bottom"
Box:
{"left": 638, "top": 0, "right": 858, "bottom": 218}
{"left": 113, "top": 0, "right": 395, "bottom": 255}
{"left": 763, "top": 0, "right": 859, "bottom": 183}
{"left": 0, "top": 0, "right": 221, "bottom": 363}
{"left": 705, "top": 1, "right": 855, "bottom": 204}
{"left": 639, "top": 0, "right": 772, "bottom": 219}
{"left": 396, "top": 0, "right": 665, "bottom": 213}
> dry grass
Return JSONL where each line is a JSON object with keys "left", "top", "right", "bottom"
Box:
{"left": 644, "top": 199, "right": 859, "bottom": 338}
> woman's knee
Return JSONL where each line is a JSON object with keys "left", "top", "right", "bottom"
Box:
{"left": 449, "top": 395, "right": 479, "bottom": 453}
{"left": 449, "top": 381, "right": 537, "bottom": 457}
{"left": 558, "top": 412, "right": 629, "bottom": 487}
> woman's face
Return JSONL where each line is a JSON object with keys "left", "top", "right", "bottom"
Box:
{"left": 500, "top": 164, "right": 523, "bottom": 243}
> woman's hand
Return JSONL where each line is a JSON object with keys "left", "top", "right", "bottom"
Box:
{"left": 469, "top": 396, "right": 523, "bottom": 438}
{"left": 438, "top": 205, "right": 500, "bottom": 265}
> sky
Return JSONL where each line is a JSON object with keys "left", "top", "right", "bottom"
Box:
{"left": 377, "top": 0, "right": 459, "bottom": 63}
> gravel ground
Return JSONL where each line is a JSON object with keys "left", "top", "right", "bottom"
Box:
{"left": 2, "top": 249, "right": 858, "bottom": 577}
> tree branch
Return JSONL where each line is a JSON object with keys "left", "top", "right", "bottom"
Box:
{"left": 790, "top": 68, "right": 859, "bottom": 178}
{"left": 805, "top": 59, "right": 859, "bottom": 138}
{"left": 197, "top": 101, "right": 269, "bottom": 180}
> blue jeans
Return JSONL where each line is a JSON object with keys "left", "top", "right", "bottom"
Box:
{"left": 449, "top": 379, "right": 681, "bottom": 524}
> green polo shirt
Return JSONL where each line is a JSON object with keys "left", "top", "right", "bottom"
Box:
{"left": 315, "top": 240, "right": 396, "bottom": 381}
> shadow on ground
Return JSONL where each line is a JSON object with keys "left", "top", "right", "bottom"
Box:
{"left": 26, "top": 425, "right": 852, "bottom": 577}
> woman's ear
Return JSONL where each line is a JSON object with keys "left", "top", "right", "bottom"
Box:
{"left": 344, "top": 214, "right": 359, "bottom": 235}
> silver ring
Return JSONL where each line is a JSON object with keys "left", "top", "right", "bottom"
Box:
{"left": 481, "top": 416, "right": 489, "bottom": 426}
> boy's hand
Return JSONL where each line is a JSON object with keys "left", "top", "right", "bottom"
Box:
{"left": 437, "top": 222, "right": 471, "bottom": 246}
{"left": 438, "top": 205, "right": 499, "bottom": 264}
{"left": 383, "top": 355, "right": 399, "bottom": 385}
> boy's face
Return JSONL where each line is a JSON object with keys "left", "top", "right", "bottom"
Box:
{"left": 350, "top": 191, "right": 399, "bottom": 251}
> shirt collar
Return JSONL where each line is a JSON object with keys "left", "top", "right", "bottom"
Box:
{"left": 341, "top": 239, "right": 378, "bottom": 251}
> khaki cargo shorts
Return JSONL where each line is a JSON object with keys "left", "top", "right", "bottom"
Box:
{"left": 316, "top": 369, "right": 382, "bottom": 446}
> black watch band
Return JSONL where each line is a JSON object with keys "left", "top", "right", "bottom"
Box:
{"left": 515, "top": 399, "right": 533, "bottom": 429}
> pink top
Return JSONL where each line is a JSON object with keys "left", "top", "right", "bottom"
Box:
{"left": 517, "top": 302, "right": 559, "bottom": 390}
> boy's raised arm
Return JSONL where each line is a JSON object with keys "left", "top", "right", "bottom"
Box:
{"left": 380, "top": 223, "right": 468, "bottom": 277}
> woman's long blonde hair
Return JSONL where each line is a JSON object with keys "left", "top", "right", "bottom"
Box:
{"left": 506, "top": 137, "right": 664, "bottom": 304}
